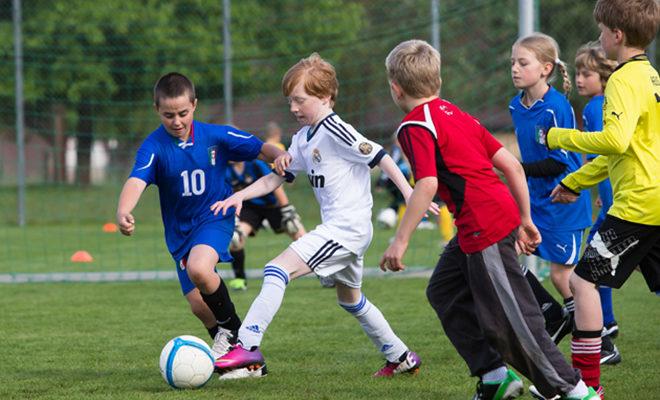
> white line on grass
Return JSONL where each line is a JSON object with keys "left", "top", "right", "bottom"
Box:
{"left": 0, "top": 266, "right": 433, "bottom": 284}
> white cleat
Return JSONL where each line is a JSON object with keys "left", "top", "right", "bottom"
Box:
{"left": 210, "top": 327, "right": 236, "bottom": 359}
{"left": 218, "top": 365, "right": 268, "bottom": 380}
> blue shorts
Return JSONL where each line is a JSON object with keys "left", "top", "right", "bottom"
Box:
{"left": 174, "top": 222, "right": 234, "bottom": 295}
{"left": 534, "top": 227, "right": 584, "bottom": 265}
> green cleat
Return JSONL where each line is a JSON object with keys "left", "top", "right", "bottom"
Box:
{"left": 228, "top": 278, "right": 247, "bottom": 291}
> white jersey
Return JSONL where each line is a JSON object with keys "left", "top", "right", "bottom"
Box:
{"left": 284, "top": 113, "right": 385, "bottom": 255}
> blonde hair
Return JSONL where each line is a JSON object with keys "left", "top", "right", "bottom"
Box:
{"left": 385, "top": 39, "right": 441, "bottom": 98}
{"left": 514, "top": 33, "right": 572, "bottom": 95}
{"left": 575, "top": 41, "right": 618, "bottom": 88}
{"left": 282, "top": 53, "right": 338, "bottom": 107}
{"left": 594, "top": 0, "right": 660, "bottom": 49}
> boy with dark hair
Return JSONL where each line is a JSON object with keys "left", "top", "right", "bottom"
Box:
{"left": 117, "top": 72, "right": 286, "bottom": 359}
{"left": 537, "top": 0, "right": 660, "bottom": 396}
{"left": 382, "top": 40, "right": 598, "bottom": 400}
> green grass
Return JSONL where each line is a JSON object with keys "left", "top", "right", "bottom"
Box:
{"left": 0, "top": 274, "right": 658, "bottom": 399}
{"left": 0, "top": 181, "right": 442, "bottom": 273}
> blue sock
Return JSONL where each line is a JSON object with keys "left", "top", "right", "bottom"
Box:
{"left": 598, "top": 286, "right": 615, "bottom": 326}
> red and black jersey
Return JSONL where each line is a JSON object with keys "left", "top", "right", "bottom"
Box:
{"left": 397, "top": 98, "right": 520, "bottom": 253}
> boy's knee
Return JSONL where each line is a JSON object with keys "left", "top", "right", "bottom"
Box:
{"left": 569, "top": 271, "right": 595, "bottom": 295}
{"left": 338, "top": 294, "right": 368, "bottom": 316}
{"left": 426, "top": 283, "right": 441, "bottom": 308}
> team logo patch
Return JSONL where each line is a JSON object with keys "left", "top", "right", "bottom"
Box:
{"left": 208, "top": 146, "right": 218, "bottom": 166}
{"left": 358, "top": 142, "right": 373, "bottom": 155}
{"left": 179, "top": 258, "right": 187, "bottom": 270}
{"left": 312, "top": 148, "right": 322, "bottom": 163}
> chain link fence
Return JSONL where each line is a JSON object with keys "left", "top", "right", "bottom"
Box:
{"left": 0, "top": 0, "right": 656, "bottom": 273}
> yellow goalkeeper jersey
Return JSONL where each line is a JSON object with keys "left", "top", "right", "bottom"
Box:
{"left": 548, "top": 55, "right": 660, "bottom": 225}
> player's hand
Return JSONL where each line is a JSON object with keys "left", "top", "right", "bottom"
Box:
{"left": 379, "top": 239, "right": 408, "bottom": 272}
{"left": 210, "top": 194, "right": 244, "bottom": 217}
{"left": 517, "top": 218, "right": 541, "bottom": 256}
{"left": 273, "top": 153, "right": 292, "bottom": 176}
{"left": 427, "top": 201, "right": 440, "bottom": 216}
{"left": 550, "top": 184, "right": 578, "bottom": 203}
{"left": 117, "top": 212, "right": 135, "bottom": 236}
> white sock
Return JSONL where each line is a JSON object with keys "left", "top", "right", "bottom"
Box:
{"left": 482, "top": 366, "right": 508, "bottom": 383}
{"left": 238, "top": 265, "right": 289, "bottom": 349}
{"left": 339, "top": 294, "right": 407, "bottom": 362}
{"left": 566, "top": 380, "right": 589, "bottom": 398}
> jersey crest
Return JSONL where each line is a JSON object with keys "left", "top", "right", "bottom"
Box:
{"left": 312, "top": 148, "right": 322, "bottom": 164}
{"left": 359, "top": 142, "right": 373, "bottom": 155}
{"left": 208, "top": 146, "right": 218, "bottom": 166}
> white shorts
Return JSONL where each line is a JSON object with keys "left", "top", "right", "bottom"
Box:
{"left": 289, "top": 228, "right": 363, "bottom": 288}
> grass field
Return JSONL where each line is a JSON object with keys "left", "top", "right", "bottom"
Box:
{"left": 0, "top": 181, "right": 441, "bottom": 273}
{"left": 2, "top": 178, "right": 659, "bottom": 398}
{"left": 1, "top": 273, "right": 658, "bottom": 399}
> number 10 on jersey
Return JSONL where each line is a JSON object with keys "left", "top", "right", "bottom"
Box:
{"left": 181, "top": 169, "right": 205, "bottom": 196}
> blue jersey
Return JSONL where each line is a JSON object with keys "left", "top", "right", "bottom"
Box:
{"left": 129, "top": 121, "right": 263, "bottom": 260}
{"left": 582, "top": 95, "right": 613, "bottom": 239}
{"left": 509, "top": 86, "right": 591, "bottom": 231}
{"left": 226, "top": 160, "right": 278, "bottom": 207}
{"left": 583, "top": 95, "right": 605, "bottom": 161}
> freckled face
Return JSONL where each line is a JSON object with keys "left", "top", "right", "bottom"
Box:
{"left": 287, "top": 82, "right": 330, "bottom": 126}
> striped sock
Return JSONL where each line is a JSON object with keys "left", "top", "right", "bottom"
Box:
{"left": 238, "top": 264, "right": 289, "bottom": 349}
{"left": 571, "top": 334, "right": 601, "bottom": 389}
{"left": 339, "top": 294, "right": 407, "bottom": 362}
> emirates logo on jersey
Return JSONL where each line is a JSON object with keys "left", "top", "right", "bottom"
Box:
{"left": 312, "top": 148, "right": 322, "bottom": 163}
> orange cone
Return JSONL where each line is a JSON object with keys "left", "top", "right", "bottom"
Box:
{"left": 71, "top": 250, "right": 93, "bottom": 263}
{"left": 103, "top": 222, "right": 118, "bottom": 233}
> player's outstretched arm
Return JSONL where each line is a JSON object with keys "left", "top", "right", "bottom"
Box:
{"left": 116, "top": 177, "right": 147, "bottom": 236}
{"left": 380, "top": 176, "right": 437, "bottom": 272}
{"left": 378, "top": 154, "right": 439, "bottom": 215}
{"left": 211, "top": 172, "right": 286, "bottom": 216}
{"left": 491, "top": 147, "right": 540, "bottom": 255}
{"left": 259, "top": 142, "right": 287, "bottom": 164}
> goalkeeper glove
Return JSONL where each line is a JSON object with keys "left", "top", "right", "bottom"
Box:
{"left": 280, "top": 204, "right": 302, "bottom": 235}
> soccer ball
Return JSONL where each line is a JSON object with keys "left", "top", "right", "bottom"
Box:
{"left": 376, "top": 207, "right": 397, "bottom": 229}
{"left": 159, "top": 335, "right": 215, "bottom": 389}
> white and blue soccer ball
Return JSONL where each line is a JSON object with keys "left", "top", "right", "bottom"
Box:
{"left": 159, "top": 335, "right": 215, "bottom": 389}
{"left": 376, "top": 207, "right": 398, "bottom": 229}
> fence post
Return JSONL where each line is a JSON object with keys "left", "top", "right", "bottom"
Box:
{"left": 518, "top": 0, "right": 534, "bottom": 38}
{"left": 13, "top": 0, "right": 26, "bottom": 227}
{"left": 431, "top": 0, "right": 440, "bottom": 52}
{"left": 223, "top": 0, "right": 233, "bottom": 125}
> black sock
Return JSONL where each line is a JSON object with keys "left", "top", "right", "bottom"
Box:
{"left": 231, "top": 249, "right": 246, "bottom": 280}
{"left": 201, "top": 280, "right": 242, "bottom": 331}
{"left": 207, "top": 324, "right": 219, "bottom": 340}
{"left": 521, "top": 264, "right": 564, "bottom": 323}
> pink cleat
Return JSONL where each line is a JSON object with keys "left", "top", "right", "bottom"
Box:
{"left": 374, "top": 351, "right": 421, "bottom": 377}
{"left": 214, "top": 345, "right": 267, "bottom": 379}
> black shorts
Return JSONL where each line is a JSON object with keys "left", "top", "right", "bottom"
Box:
{"left": 575, "top": 215, "right": 660, "bottom": 291}
{"left": 239, "top": 203, "right": 285, "bottom": 235}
